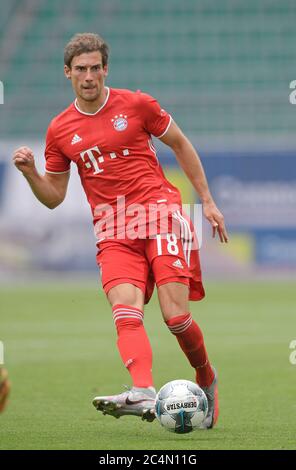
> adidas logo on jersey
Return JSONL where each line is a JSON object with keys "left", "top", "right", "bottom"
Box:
{"left": 172, "top": 259, "right": 184, "bottom": 269}
{"left": 71, "top": 134, "right": 82, "bottom": 145}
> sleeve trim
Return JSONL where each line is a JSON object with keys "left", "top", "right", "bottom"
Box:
{"left": 155, "top": 115, "right": 172, "bottom": 138}
{"left": 45, "top": 169, "right": 70, "bottom": 175}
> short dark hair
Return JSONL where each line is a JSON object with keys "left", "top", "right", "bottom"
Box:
{"left": 64, "top": 33, "right": 109, "bottom": 68}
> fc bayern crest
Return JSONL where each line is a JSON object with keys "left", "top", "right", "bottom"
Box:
{"left": 111, "top": 114, "right": 128, "bottom": 131}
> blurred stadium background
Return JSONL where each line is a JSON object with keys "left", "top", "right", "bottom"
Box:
{"left": 1, "top": 0, "right": 296, "bottom": 451}
{"left": 1, "top": 0, "right": 296, "bottom": 280}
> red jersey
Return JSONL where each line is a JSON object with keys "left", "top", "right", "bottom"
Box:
{"left": 45, "top": 87, "right": 182, "bottom": 238}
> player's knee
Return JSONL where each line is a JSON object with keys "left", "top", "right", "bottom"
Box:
{"left": 158, "top": 282, "right": 189, "bottom": 320}
{"left": 162, "top": 304, "right": 186, "bottom": 321}
{"left": 107, "top": 283, "right": 144, "bottom": 310}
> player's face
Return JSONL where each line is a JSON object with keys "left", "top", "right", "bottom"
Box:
{"left": 64, "top": 51, "right": 108, "bottom": 102}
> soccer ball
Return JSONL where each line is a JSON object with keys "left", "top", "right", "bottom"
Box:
{"left": 155, "top": 379, "right": 208, "bottom": 433}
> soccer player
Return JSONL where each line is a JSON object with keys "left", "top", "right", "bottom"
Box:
{"left": 13, "top": 33, "right": 228, "bottom": 428}
{"left": 0, "top": 368, "right": 10, "bottom": 413}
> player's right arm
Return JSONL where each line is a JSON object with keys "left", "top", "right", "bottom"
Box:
{"left": 13, "top": 146, "right": 69, "bottom": 209}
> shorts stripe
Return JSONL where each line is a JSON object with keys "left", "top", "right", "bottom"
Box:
{"left": 177, "top": 210, "right": 192, "bottom": 267}
{"left": 172, "top": 211, "right": 192, "bottom": 267}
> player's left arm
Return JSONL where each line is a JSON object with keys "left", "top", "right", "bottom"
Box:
{"left": 159, "top": 120, "right": 228, "bottom": 243}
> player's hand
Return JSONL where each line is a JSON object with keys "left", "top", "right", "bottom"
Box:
{"left": 13, "top": 146, "right": 36, "bottom": 175}
{"left": 0, "top": 368, "right": 10, "bottom": 413}
{"left": 203, "top": 200, "right": 229, "bottom": 243}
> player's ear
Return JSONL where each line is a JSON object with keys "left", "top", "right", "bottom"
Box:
{"left": 64, "top": 65, "right": 71, "bottom": 80}
{"left": 103, "top": 64, "right": 109, "bottom": 78}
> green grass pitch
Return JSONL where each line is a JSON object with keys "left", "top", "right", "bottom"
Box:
{"left": 0, "top": 281, "right": 295, "bottom": 450}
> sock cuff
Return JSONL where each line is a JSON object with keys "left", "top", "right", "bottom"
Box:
{"left": 112, "top": 304, "right": 144, "bottom": 325}
{"left": 166, "top": 312, "right": 192, "bottom": 334}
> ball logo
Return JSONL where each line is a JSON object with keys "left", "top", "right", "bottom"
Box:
{"left": 111, "top": 114, "right": 128, "bottom": 131}
{"left": 156, "top": 380, "right": 208, "bottom": 433}
{"left": 164, "top": 396, "right": 198, "bottom": 414}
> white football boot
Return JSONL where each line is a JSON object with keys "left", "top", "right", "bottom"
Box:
{"left": 93, "top": 385, "right": 156, "bottom": 422}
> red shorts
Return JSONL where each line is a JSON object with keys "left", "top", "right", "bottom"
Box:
{"left": 96, "top": 211, "right": 205, "bottom": 304}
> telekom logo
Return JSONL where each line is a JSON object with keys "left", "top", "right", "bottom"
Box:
{"left": 80, "top": 146, "right": 130, "bottom": 174}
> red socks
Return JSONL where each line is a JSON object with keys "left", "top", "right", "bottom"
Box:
{"left": 112, "top": 304, "right": 153, "bottom": 388}
{"left": 112, "top": 306, "right": 213, "bottom": 389}
{"left": 166, "top": 313, "right": 214, "bottom": 387}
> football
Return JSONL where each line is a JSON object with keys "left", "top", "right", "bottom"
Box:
{"left": 155, "top": 379, "right": 208, "bottom": 433}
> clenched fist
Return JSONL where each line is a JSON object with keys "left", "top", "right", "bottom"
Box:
{"left": 13, "top": 146, "right": 36, "bottom": 175}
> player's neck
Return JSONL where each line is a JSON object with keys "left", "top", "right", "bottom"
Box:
{"left": 75, "top": 87, "right": 108, "bottom": 114}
